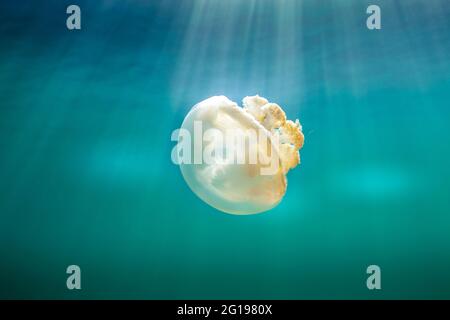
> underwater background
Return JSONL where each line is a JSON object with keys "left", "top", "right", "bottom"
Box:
{"left": 1, "top": 0, "right": 450, "bottom": 299}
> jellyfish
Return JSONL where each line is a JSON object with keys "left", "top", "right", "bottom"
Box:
{"left": 172, "top": 95, "right": 304, "bottom": 215}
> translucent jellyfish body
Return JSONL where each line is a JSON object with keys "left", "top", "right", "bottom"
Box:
{"left": 173, "top": 95, "right": 304, "bottom": 215}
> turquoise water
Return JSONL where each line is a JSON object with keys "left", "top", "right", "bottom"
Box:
{"left": 1, "top": 0, "right": 450, "bottom": 299}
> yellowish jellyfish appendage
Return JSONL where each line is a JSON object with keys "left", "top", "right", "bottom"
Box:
{"left": 177, "top": 95, "right": 304, "bottom": 215}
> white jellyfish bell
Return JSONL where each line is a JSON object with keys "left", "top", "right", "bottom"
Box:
{"left": 172, "top": 95, "right": 304, "bottom": 215}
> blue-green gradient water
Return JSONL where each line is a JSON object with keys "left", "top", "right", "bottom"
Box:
{"left": 1, "top": 0, "right": 450, "bottom": 299}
